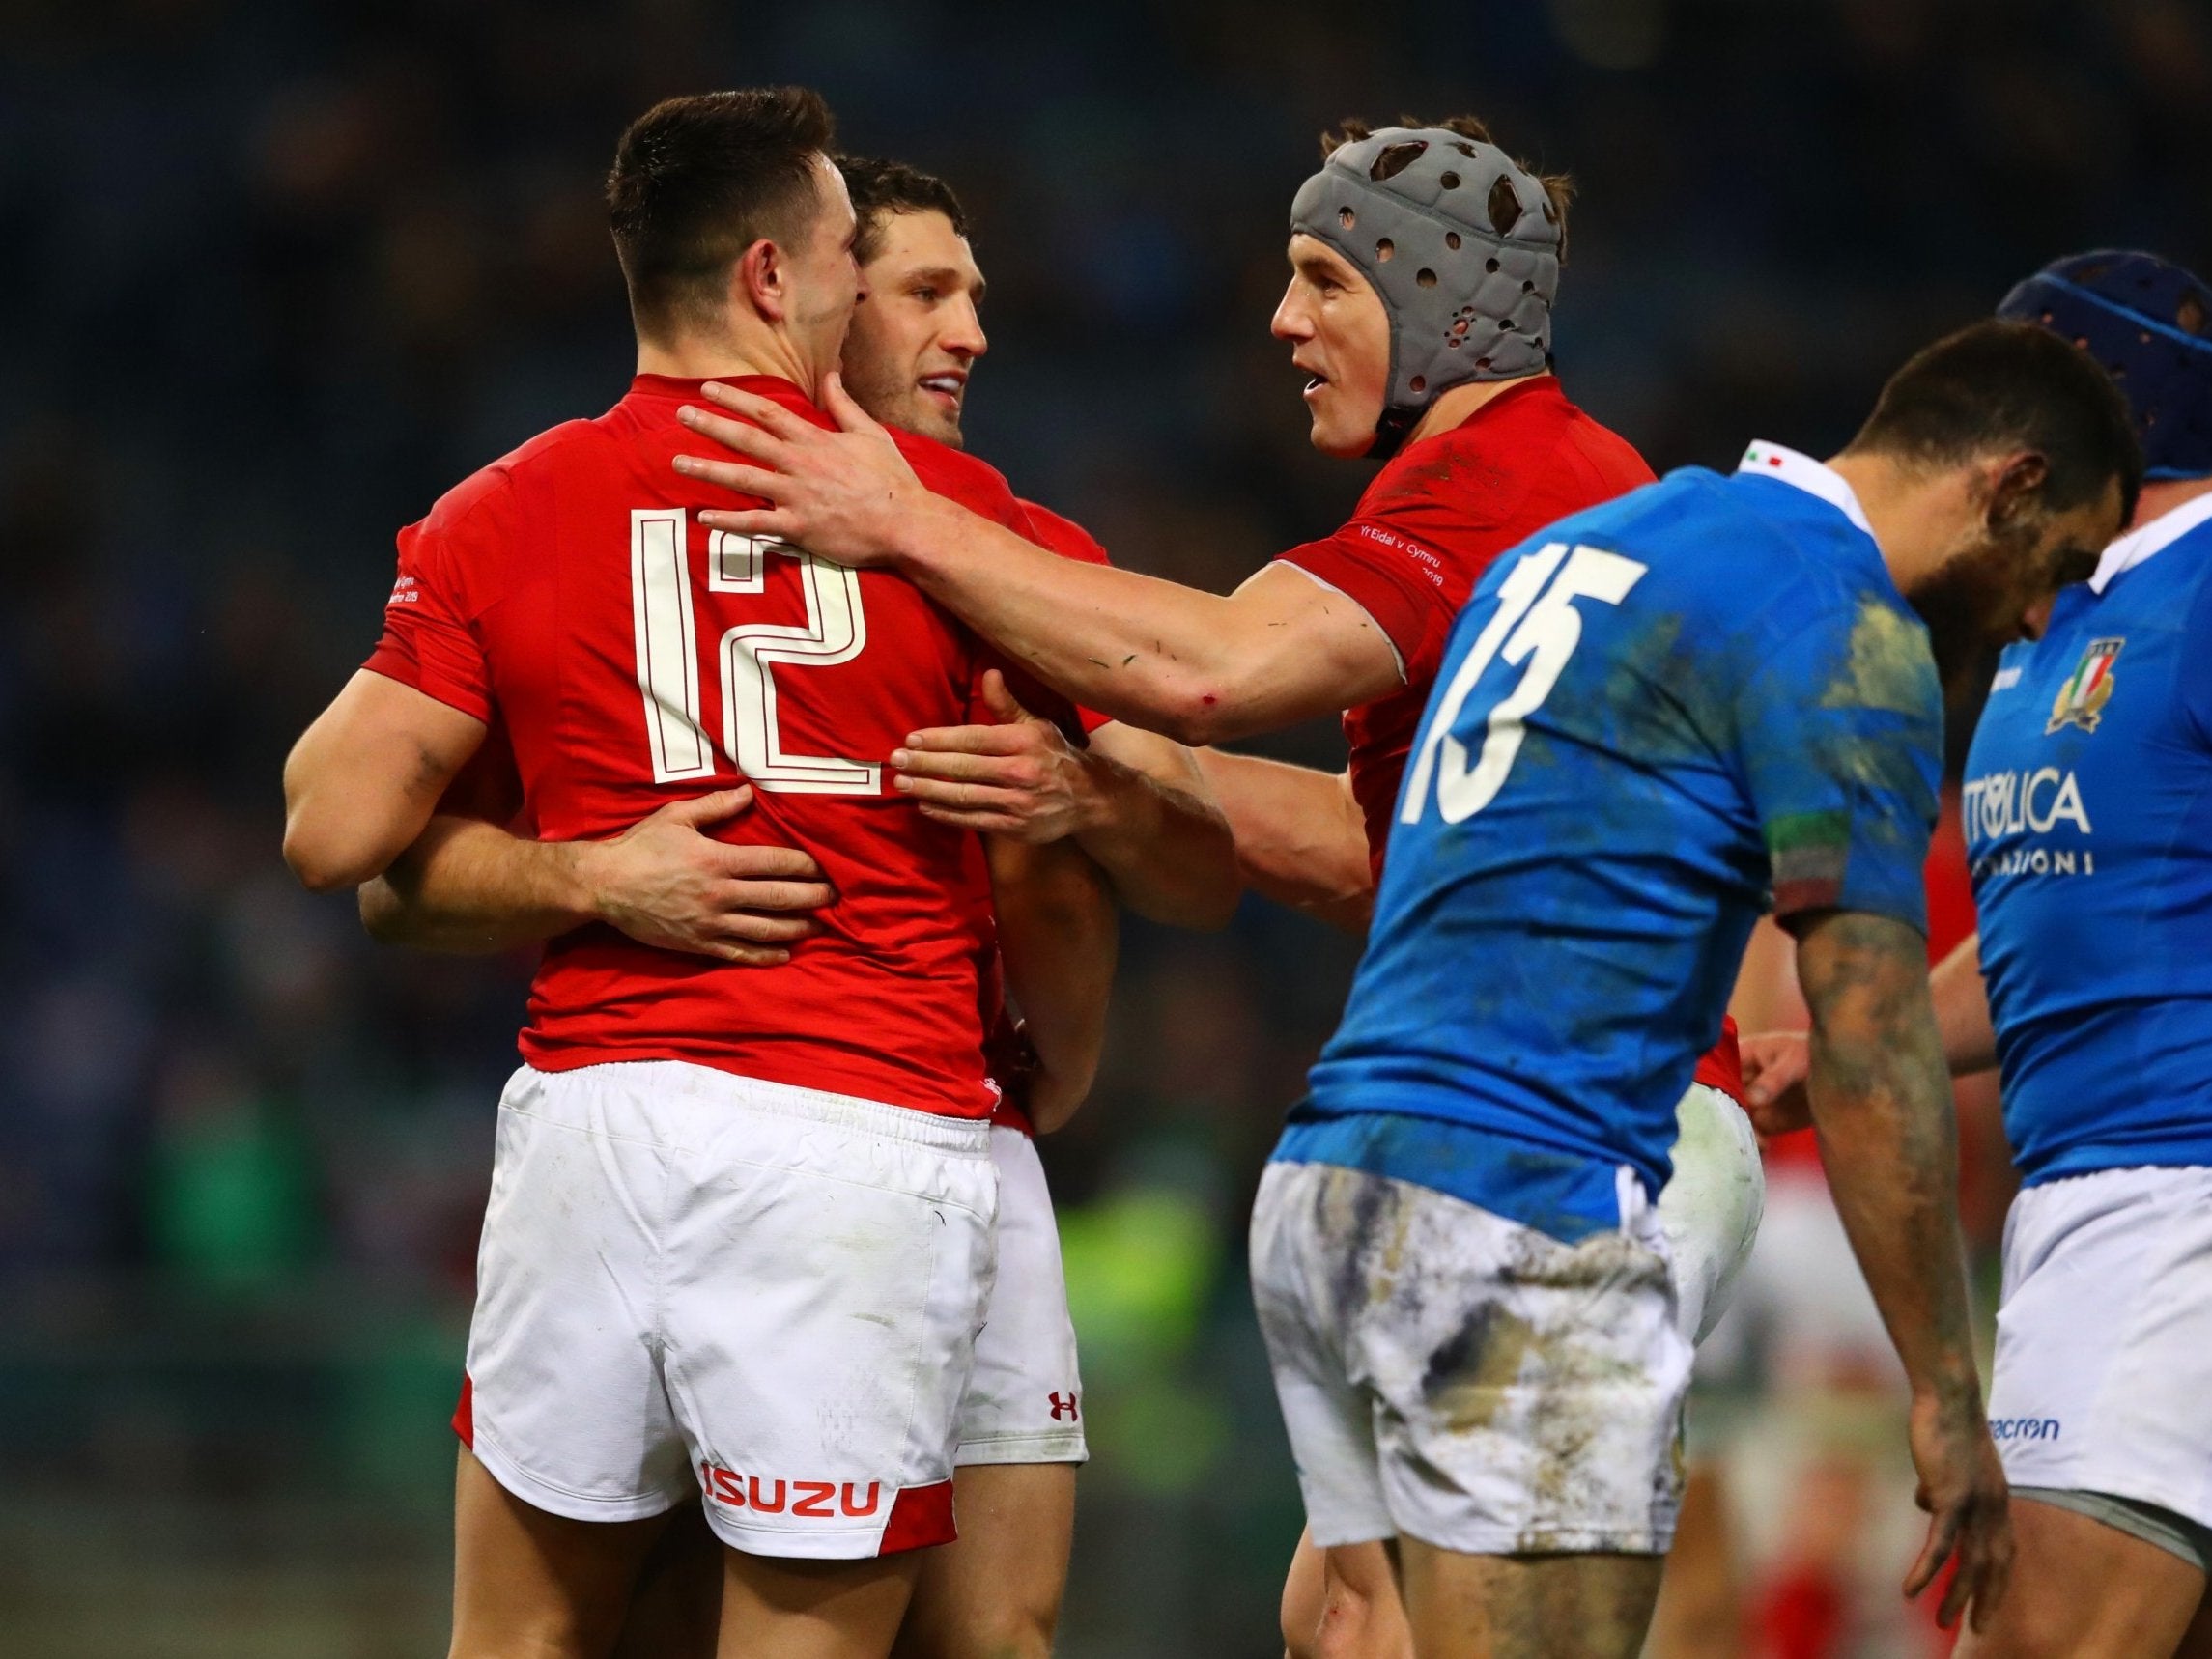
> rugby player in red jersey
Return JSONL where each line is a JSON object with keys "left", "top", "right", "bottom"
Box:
{"left": 281, "top": 88, "right": 1124, "bottom": 1659}
{"left": 359, "top": 155, "right": 1234, "bottom": 1659}
{"left": 671, "top": 114, "right": 1762, "bottom": 1658}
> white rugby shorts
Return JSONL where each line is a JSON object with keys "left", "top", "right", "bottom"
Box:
{"left": 457, "top": 1061, "right": 997, "bottom": 1560}
{"left": 1252, "top": 1159, "right": 1691, "bottom": 1556}
{"left": 1985, "top": 1164, "right": 2212, "bottom": 1533}
{"left": 956, "top": 1125, "right": 1086, "bottom": 1465}
{"left": 1249, "top": 1083, "right": 1752, "bottom": 1556}
{"left": 1656, "top": 1082, "right": 1765, "bottom": 1347}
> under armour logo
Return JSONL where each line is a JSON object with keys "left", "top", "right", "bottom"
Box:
{"left": 1047, "top": 1392, "right": 1080, "bottom": 1422}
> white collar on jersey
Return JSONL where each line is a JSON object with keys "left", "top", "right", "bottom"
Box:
{"left": 2090, "top": 487, "right": 2212, "bottom": 593}
{"left": 1737, "top": 440, "right": 1875, "bottom": 539}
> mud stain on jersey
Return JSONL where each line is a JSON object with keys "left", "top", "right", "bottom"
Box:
{"left": 1823, "top": 598, "right": 1937, "bottom": 717}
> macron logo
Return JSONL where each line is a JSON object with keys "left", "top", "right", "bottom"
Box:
{"left": 1989, "top": 1417, "right": 2061, "bottom": 1442}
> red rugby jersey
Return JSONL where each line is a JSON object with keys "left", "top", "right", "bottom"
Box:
{"left": 366, "top": 374, "right": 1055, "bottom": 1117}
{"left": 976, "top": 497, "right": 1123, "bottom": 1137}
{"left": 1014, "top": 500, "right": 1117, "bottom": 738}
{"left": 1274, "top": 376, "right": 1742, "bottom": 1097}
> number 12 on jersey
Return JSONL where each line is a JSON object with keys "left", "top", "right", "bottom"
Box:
{"left": 1402, "top": 541, "right": 1647, "bottom": 826}
{"left": 630, "top": 508, "right": 882, "bottom": 795}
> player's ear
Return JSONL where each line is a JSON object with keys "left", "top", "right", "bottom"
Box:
{"left": 737, "top": 238, "right": 786, "bottom": 325}
{"left": 1983, "top": 450, "right": 2051, "bottom": 532}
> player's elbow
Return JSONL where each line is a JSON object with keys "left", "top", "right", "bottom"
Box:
{"left": 1150, "top": 676, "right": 1265, "bottom": 748}
{"left": 283, "top": 807, "right": 393, "bottom": 894}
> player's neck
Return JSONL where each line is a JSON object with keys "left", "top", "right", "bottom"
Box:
{"left": 1404, "top": 373, "right": 1549, "bottom": 447}
{"left": 1825, "top": 448, "right": 1989, "bottom": 596}
{"left": 634, "top": 323, "right": 815, "bottom": 397}
{"left": 2130, "top": 473, "right": 2212, "bottom": 532}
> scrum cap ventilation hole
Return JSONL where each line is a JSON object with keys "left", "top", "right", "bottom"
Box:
{"left": 1371, "top": 141, "right": 1427, "bottom": 183}
{"left": 1488, "top": 177, "right": 1523, "bottom": 235}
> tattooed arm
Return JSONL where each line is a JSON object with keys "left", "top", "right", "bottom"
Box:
{"left": 1793, "top": 909, "right": 2012, "bottom": 1631}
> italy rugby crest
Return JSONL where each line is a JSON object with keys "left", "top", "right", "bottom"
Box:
{"left": 2047, "top": 636, "right": 2124, "bottom": 734}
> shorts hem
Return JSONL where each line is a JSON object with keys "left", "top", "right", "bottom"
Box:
{"left": 699, "top": 1512, "right": 893, "bottom": 1561}
{"left": 2014, "top": 1485, "right": 2212, "bottom": 1572}
{"left": 464, "top": 1423, "right": 687, "bottom": 1524}
{"left": 954, "top": 1432, "right": 1089, "bottom": 1466}
{"left": 1394, "top": 1523, "right": 1677, "bottom": 1557}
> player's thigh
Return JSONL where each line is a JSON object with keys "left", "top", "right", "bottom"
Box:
{"left": 611, "top": 1501, "right": 723, "bottom": 1659}
{"left": 1951, "top": 1494, "right": 2205, "bottom": 1659}
{"left": 451, "top": 1447, "right": 670, "bottom": 1659}
{"left": 1644, "top": 1462, "right": 1740, "bottom": 1659}
{"left": 720, "top": 1547, "right": 922, "bottom": 1659}
{"left": 1396, "top": 1538, "right": 1663, "bottom": 1659}
{"left": 893, "top": 1461, "right": 1076, "bottom": 1659}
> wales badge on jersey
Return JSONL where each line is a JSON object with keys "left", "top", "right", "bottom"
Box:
{"left": 2047, "top": 636, "right": 2124, "bottom": 734}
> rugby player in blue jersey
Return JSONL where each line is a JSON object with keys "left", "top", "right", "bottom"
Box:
{"left": 1251, "top": 321, "right": 2137, "bottom": 1657}
{"left": 1749, "top": 252, "right": 2212, "bottom": 1659}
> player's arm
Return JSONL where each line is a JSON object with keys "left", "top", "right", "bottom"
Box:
{"left": 282, "top": 669, "right": 486, "bottom": 892}
{"left": 359, "top": 791, "right": 833, "bottom": 964}
{"left": 893, "top": 672, "right": 1239, "bottom": 930}
{"left": 671, "top": 380, "right": 1402, "bottom": 744}
{"left": 1192, "top": 749, "right": 1373, "bottom": 933}
{"left": 1742, "top": 927, "right": 1999, "bottom": 1132}
{"left": 1930, "top": 931, "right": 1998, "bottom": 1074}
{"left": 987, "top": 835, "right": 1118, "bottom": 1135}
{"left": 1792, "top": 909, "right": 2010, "bottom": 1629}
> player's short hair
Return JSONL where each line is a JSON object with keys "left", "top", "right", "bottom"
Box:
{"left": 1848, "top": 320, "right": 2143, "bottom": 524}
{"left": 1321, "top": 114, "right": 1575, "bottom": 262}
{"left": 837, "top": 156, "right": 971, "bottom": 267}
{"left": 606, "top": 87, "right": 837, "bottom": 342}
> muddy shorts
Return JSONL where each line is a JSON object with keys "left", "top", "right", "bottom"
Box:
{"left": 1249, "top": 1156, "right": 1693, "bottom": 1555}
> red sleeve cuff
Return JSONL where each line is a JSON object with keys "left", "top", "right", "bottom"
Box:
{"left": 1276, "top": 521, "right": 1456, "bottom": 678}
{"left": 362, "top": 635, "right": 494, "bottom": 725}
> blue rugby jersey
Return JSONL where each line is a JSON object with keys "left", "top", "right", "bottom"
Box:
{"left": 1281, "top": 443, "right": 1943, "bottom": 1241}
{"left": 1966, "top": 493, "right": 2212, "bottom": 1183}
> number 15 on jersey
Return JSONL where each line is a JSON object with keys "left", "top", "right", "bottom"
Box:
{"left": 1402, "top": 541, "right": 1648, "bottom": 826}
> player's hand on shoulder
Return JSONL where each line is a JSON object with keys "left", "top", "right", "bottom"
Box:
{"left": 676, "top": 373, "right": 921, "bottom": 568}
{"left": 892, "top": 671, "right": 1096, "bottom": 843}
{"left": 576, "top": 787, "right": 833, "bottom": 965}
{"left": 1740, "top": 1028, "right": 1814, "bottom": 1139}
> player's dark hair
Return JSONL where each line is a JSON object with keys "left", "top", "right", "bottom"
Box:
{"left": 1321, "top": 114, "right": 1575, "bottom": 262}
{"left": 606, "top": 87, "right": 837, "bottom": 343}
{"left": 837, "top": 156, "right": 971, "bottom": 267}
{"left": 1847, "top": 320, "right": 2144, "bottom": 524}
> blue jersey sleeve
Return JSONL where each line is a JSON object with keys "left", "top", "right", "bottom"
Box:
{"left": 1733, "top": 591, "right": 1943, "bottom": 930}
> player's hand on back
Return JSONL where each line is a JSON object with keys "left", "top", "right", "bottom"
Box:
{"left": 1739, "top": 1029, "right": 1814, "bottom": 1139}
{"left": 1904, "top": 1385, "right": 2014, "bottom": 1633}
{"left": 576, "top": 787, "right": 833, "bottom": 965}
{"left": 675, "top": 372, "right": 922, "bottom": 569}
{"left": 892, "top": 670, "right": 1096, "bottom": 843}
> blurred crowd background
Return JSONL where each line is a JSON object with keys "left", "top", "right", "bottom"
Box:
{"left": 1, "top": 0, "right": 2206, "bottom": 1654}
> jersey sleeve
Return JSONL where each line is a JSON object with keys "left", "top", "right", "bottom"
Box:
{"left": 1733, "top": 595, "right": 1943, "bottom": 930}
{"left": 362, "top": 475, "right": 516, "bottom": 724}
{"left": 1273, "top": 520, "right": 1444, "bottom": 683}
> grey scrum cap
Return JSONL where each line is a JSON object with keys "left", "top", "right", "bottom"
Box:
{"left": 1290, "top": 126, "right": 1562, "bottom": 457}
